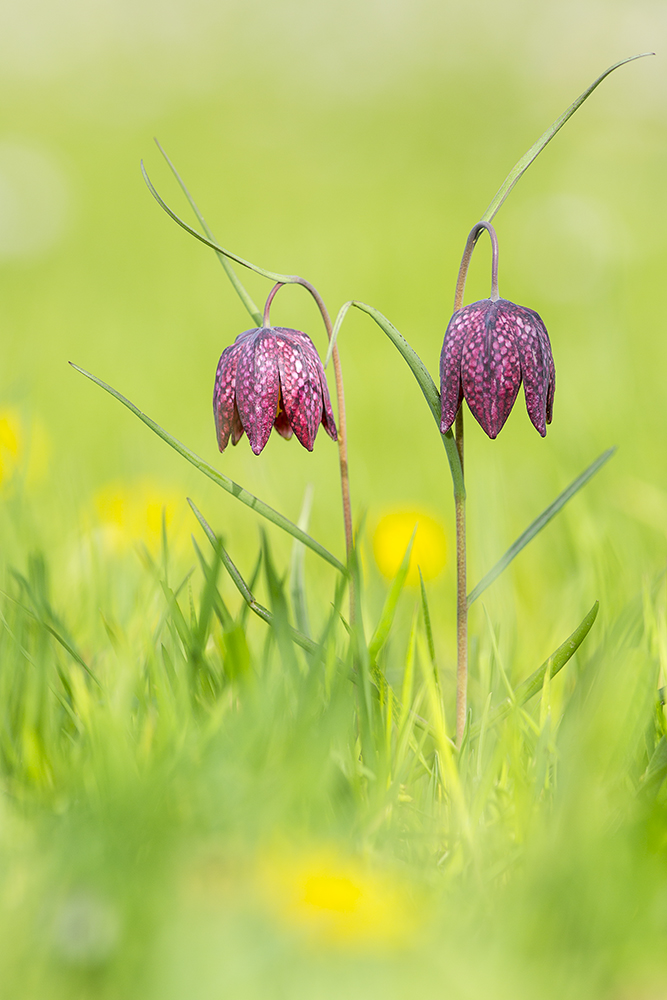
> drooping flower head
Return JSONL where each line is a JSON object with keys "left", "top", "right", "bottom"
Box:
{"left": 440, "top": 221, "right": 555, "bottom": 439}
{"left": 440, "top": 298, "right": 555, "bottom": 439}
{"left": 214, "top": 326, "right": 337, "bottom": 455}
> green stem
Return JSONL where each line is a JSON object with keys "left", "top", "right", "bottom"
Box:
{"left": 454, "top": 408, "right": 467, "bottom": 746}
{"left": 451, "top": 222, "right": 499, "bottom": 744}
{"left": 454, "top": 221, "right": 499, "bottom": 310}
{"left": 261, "top": 279, "right": 353, "bottom": 566}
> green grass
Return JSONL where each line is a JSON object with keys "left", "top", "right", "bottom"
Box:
{"left": 0, "top": 475, "right": 665, "bottom": 998}
{"left": 0, "top": 12, "right": 666, "bottom": 996}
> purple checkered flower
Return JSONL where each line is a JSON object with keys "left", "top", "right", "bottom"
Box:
{"left": 440, "top": 298, "right": 555, "bottom": 440}
{"left": 213, "top": 326, "right": 337, "bottom": 455}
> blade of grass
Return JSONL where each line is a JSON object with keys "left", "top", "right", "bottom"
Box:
{"left": 368, "top": 528, "right": 416, "bottom": 662}
{"left": 153, "top": 139, "right": 263, "bottom": 326}
{"left": 418, "top": 568, "right": 439, "bottom": 692}
{"left": 8, "top": 572, "right": 101, "bottom": 688}
{"left": 191, "top": 537, "right": 234, "bottom": 631}
{"left": 187, "top": 498, "right": 319, "bottom": 656}
{"left": 349, "top": 543, "right": 377, "bottom": 772}
{"left": 470, "top": 601, "right": 599, "bottom": 736}
{"left": 290, "top": 484, "right": 314, "bottom": 638}
{"left": 70, "top": 363, "right": 345, "bottom": 574}
{"left": 142, "top": 162, "right": 295, "bottom": 284}
{"left": 468, "top": 449, "right": 614, "bottom": 607}
{"left": 239, "top": 551, "right": 263, "bottom": 628}
{"left": 481, "top": 54, "right": 652, "bottom": 223}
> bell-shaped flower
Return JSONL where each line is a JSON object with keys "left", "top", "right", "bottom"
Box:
{"left": 214, "top": 326, "right": 337, "bottom": 455}
{"left": 440, "top": 298, "right": 555, "bottom": 439}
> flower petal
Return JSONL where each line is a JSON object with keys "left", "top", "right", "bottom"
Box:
{"left": 274, "top": 328, "right": 324, "bottom": 452}
{"left": 283, "top": 329, "right": 337, "bottom": 440}
{"left": 460, "top": 300, "right": 522, "bottom": 439}
{"left": 213, "top": 340, "right": 243, "bottom": 452}
{"left": 231, "top": 402, "right": 244, "bottom": 445}
{"left": 273, "top": 394, "right": 293, "bottom": 440}
{"left": 318, "top": 368, "right": 338, "bottom": 441}
{"left": 508, "top": 304, "right": 552, "bottom": 437}
{"left": 235, "top": 328, "right": 280, "bottom": 455}
{"left": 439, "top": 307, "right": 471, "bottom": 433}
{"left": 546, "top": 346, "right": 556, "bottom": 425}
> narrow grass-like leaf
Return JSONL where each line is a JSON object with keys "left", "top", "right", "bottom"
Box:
{"left": 467, "top": 448, "right": 615, "bottom": 607}
{"left": 142, "top": 162, "right": 295, "bottom": 283}
{"left": 418, "top": 568, "right": 439, "bottom": 691}
{"left": 262, "top": 533, "right": 300, "bottom": 677}
{"left": 481, "top": 54, "right": 652, "bottom": 223}
{"left": 191, "top": 537, "right": 234, "bottom": 631}
{"left": 153, "top": 140, "right": 263, "bottom": 326}
{"left": 515, "top": 601, "right": 599, "bottom": 705}
{"left": 187, "top": 498, "right": 319, "bottom": 655}
{"left": 471, "top": 601, "right": 599, "bottom": 736}
{"left": 642, "top": 736, "right": 667, "bottom": 794}
{"left": 350, "top": 301, "right": 465, "bottom": 499}
{"left": 9, "top": 570, "right": 101, "bottom": 688}
{"left": 349, "top": 544, "right": 377, "bottom": 772}
{"left": 191, "top": 538, "right": 223, "bottom": 659}
{"left": 240, "top": 551, "right": 263, "bottom": 628}
{"left": 398, "top": 608, "right": 418, "bottom": 735}
{"left": 70, "top": 363, "right": 345, "bottom": 574}
{"left": 368, "top": 529, "right": 416, "bottom": 662}
{"left": 290, "top": 484, "right": 314, "bottom": 638}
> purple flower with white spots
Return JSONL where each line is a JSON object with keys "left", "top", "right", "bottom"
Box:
{"left": 440, "top": 298, "right": 555, "bottom": 440}
{"left": 214, "top": 326, "right": 337, "bottom": 455}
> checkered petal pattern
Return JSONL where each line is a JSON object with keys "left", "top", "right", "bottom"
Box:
{"left": 213, "top": 326, "right": 338, "bottom": 455}
{"left": 440, "top": 298, "right": 555, "bottom": 440}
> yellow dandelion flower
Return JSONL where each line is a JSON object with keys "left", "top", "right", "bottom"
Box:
{"left": 373, "top": 510, "right": 447, "bottom": 584}
{"left": 0, "top": 409, "right": 21, "bottom": 486}
{"left": 258, "top": 848, "right": 422, "bottom": 950}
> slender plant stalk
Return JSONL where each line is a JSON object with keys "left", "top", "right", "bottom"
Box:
{"left": 454, "top": 409, "right": 467, "bottom": 745}
{"left": 263, "top": 279, "right": 353, "bottom": 563}
{"left": 452, "top": 221, "right": 499, "bottom": 746}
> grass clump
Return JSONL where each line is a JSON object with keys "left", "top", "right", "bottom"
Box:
{"left": 0, "top": 499, "right": 664, "bottom": 1000}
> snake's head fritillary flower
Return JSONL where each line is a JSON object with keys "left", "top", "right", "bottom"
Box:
{"left": 440, "top": 298, "right": 555, "bottom": 439}
{"left": 213, "top": 326, "right": 337, "bottom": 455}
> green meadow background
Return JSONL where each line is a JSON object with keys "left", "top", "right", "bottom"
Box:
{"left": 1, "top": 0, "right": 666, "bottom": 996}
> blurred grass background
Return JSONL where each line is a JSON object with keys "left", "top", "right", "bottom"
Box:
{"left": 1, "top": 0, "right": 665, "bottom": 646}
{"left": 0, "top": 1, "right": 666, "bottom": 996}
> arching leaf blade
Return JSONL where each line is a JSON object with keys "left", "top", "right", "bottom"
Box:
{"left": 470, "top": 601, "right": 599, "bottom": 736}
{"left": 482, "top": 54, "right": 653, "bottom": 223}
{"left": 70, "top": 363, "right": 345, "bottom": 574}
{"left": 350, "top": 301, "right": 464, "bottom": 499}
{"left": 152, "top": 140, "right": 263, "bottom": 326}
{"left": 141, "top": 161, "right": 294, "bottom": 283}
{"left": 468, "top": 448, "right": 615, "bottom": 607}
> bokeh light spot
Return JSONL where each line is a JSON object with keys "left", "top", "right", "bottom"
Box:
{"left": 0, "top": 409, "right": 21, "bottom": 486}
{"left": 373, "top": 510, "right": 447, "bottom": 584}
{"left": 93, "top": 481, "right": 185, "bottom": 553}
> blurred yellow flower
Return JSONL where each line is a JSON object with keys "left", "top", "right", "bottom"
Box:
{"left": 373, "top": 510, "right": 447, "bottom": 584}
{"left": 258, "top": 848, "right": 421, "bottom": 950}
{"left": 0, "top": 408, "right": 50, "bottom": 488}
{"left": 0, "top": 409, "right": 21, "bottom": 485}
{"left": 93, "top": 481, "right": 185, "bottom": 552}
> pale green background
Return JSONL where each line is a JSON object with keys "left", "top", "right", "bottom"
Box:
{"left": 0, "top": 0, "right": 665, "bottom": 668}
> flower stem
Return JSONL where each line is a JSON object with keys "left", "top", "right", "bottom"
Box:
{"left": 451, "top": 220, "right": 498, "bottom": 745}
{"left": 294, "top": 279, "right": 353, "bottom": 562}
{"left": 454, "top": 221, "right": 500, "bottom": 306}
{"left": 454, "top": 409, "right": 467, "bottom": 746}
{"left": 265, "top": 278, "right": 353, "bottom": 564}
{"left": 263, "top": 282, "right": 284, "bottom": 325}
